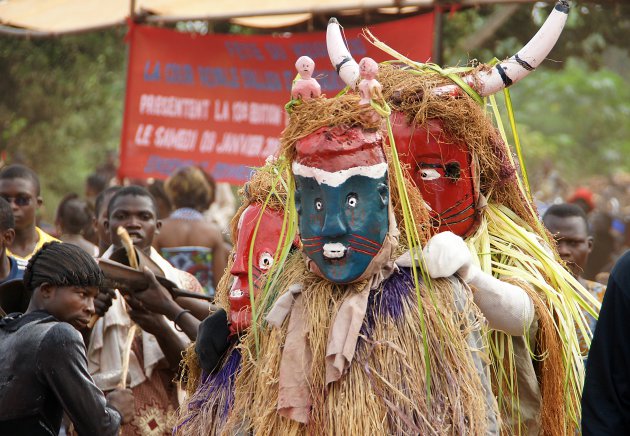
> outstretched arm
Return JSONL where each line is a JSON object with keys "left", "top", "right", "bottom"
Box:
{"left": 465, "top": 265, "right": 535, "bottom": 336}
{"left": 131, "top": 267, "right": 201, "bottom": 340}
{"left": 37, "top": 324, "right": 129, "bottom": 435}
{"left": 423, "top": 231, "right": 534, "bottom": 336}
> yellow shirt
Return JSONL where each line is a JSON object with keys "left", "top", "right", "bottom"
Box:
{"left": 8, "top": 227, "right": 60, "bottom": 262}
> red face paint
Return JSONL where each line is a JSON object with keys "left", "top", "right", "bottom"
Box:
{"left": 394, "top": 113, "right": 479, "bottom": 237}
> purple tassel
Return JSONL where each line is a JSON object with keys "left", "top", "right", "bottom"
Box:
{"left": 362, "top": 267, "right": 414, "bottom": 335}
{"left": 174, "top": 347, "right": 241, "bottom": 433}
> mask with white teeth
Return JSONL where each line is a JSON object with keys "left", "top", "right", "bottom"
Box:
{"left": 293, "top": 125, "right": 396, "bottom": 284}
{"left": 228, "top": 204, "right": 288, "bottom": 335}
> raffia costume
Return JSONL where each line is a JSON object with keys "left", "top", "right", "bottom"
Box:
{"left": 322, "top": 1, "right": 597, "bottom": 433}
{"left": 177, "top": 82, "right": 499, "bottom": 433}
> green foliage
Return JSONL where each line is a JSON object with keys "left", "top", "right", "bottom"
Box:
{"left": 507, "top": 59, "right": 630, "bottom": 181}
{"left": 444, "top": 1, "right": 630, "bottom": 78}
{"left": 0, "top": 29, "right": 126, "bottom": 219}
{"left": 442, "top": 2, "right": 630, "bottom": 182}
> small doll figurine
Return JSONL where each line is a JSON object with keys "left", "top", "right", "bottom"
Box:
{"left": 358, "top": 57, "right": 381, "bottom": 105}
{"left": 291, "top": 56, "right": 321, "bottom": 101}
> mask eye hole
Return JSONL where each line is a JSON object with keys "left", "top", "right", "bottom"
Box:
{"left": 258, "top": 252, "right": 274, "bottom": 270}
{"left": 315, "top": 199, "right": 323, "bottom": 211}
{"left": 420, "top": 168, "right": 441, "bottom": 181}
{"left": 347, "top": 193, "right": 358, "bottom": 208}
{"left": 444, "top": 162, "right": 461, "bottom": 180}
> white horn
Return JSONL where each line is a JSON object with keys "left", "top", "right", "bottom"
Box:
{"left": 436, "top": 0, "right": 570, "bottom": 97}
{"left": 326, "top": 17, "right": 360, "bottom": 88}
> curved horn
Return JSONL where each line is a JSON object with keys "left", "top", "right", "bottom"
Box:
{"left": 436, "top": 0, "right": 570, "bottom": 97}
{"left": 326, "top": 17, "right": 360, "bottom": 88}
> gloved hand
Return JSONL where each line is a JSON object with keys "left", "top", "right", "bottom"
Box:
{"left": 422, "top": 231, "right": 475, "bottom": 281}
{"left": 195, "top": 308, "right": 232, "bottom": 373}
{"left": 423, "top": 231, "right": 534, "bottom": 336}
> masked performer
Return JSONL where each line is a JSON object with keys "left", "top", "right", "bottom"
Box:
{"left": 175, "top": 164, "right": 300, "bottom": 433}
{"left": 326, "top": 1, "right": 597, "bottom": 434}
{"left": 178, "top": 57, "right": 500, "bottom": 434}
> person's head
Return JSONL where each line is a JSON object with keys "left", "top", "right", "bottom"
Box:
{"left": 0, "top": 197, "right": 15, "bottom": 257}
{"left": 164, "top": 166, "right": 213, "bottom": 211}
{"left": 228, "top": 204, "right": 298, "bottom": 332}
{"left": 396, "top": 117, "right": 479, "bottom": 237}
{"left": 567, "top": 187, "right": 595, "bottom": 215}
{"left": 85, "top": 172, "right": 109, "bottom": 204}
{"left": 147, "top": 180, "right": 172, "bottom": 219}
{"left": 106, "top": 185, "right": 160, "bottom": 252}
{"left": 94, "top": 186, "right": 121, "bottom": 250}
{"left": 55, "top": 194, "right": 94, "bottom": 236}
{"left": 25, "top": 242, "right": 103, "bottom": 330}
{"left": 0, "top": 164, "right": 42, "bottom": 232}
{"left": 198, "top": 167, "right": 216, "bottom": 206}
{"left": 542, "top": 203, "right": 593, "bottom": 278}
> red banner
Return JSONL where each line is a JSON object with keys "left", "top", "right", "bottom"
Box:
{"left": 119, "top": 14, "right": 434, "bottom": 184}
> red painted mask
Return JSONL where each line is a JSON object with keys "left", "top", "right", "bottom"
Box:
{"left": 228, "top": 204, "right": 288, "bottom": 335}
{"left": 394, "top": 113, "right": 479, "bottom": 237}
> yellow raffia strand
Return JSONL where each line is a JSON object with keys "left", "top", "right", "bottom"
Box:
{"left": 364, "top": 29, "right": 483, "bottom": 105}
{"left": 488, "top": 93, "right": 552, "bottom": 247}
{"left": 246, "top": 159, "right": 298, "bottom": 356}
{"left": 503, "top": 87, "right": 533, "bottom": 203}
{"left": 371, "top": 96, "right": 435, "bottom": 402}
{"left": 256, "top": 159, "right": 298, "bottom": 317}
{"left": 469, "top": 203, "right": 600, "bottom": 429}
{"left": 245, "top": 173, "right": 275, "bottom": 355}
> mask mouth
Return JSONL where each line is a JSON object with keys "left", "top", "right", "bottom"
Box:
{"left": 323, "top": 242, "right": 347, "bottom": 259}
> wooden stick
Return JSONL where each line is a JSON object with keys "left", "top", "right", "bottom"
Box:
{"left": 117, "top": 226, "right": 141, "bottom": 389}
{"left": 117, "top": 227, "right": 139, "bottom": 269}
{"left": 87, "top": 313, "right": 99, "bottom": 328}
{"left": 118, "top": 324, "right": 138, "bottom": 389}
{"left": 88, "top": 227, "right": 139, "bottom": 328}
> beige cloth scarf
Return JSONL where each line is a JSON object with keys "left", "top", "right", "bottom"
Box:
{"left": 266, "top": 205, "right": 399, "bottom": 423}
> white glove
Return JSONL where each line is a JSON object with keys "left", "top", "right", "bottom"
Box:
{"left": 423, "top": 231, "right": 534, "bottom": 336}
{"left": 422, "top": 231, "right": 473, "bottom": 279}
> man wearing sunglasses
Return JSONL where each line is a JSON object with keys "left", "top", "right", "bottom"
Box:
{"left": 0, "top": 165, "right": 58, "bottom": 264}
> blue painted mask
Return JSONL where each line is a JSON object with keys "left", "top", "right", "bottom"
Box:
{"left": 293, "top": 126, "right": 390, "bottom": 283}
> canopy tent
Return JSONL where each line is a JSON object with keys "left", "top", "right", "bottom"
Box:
{"left": 0, "top": 0, "right": 542, "bottom": 36}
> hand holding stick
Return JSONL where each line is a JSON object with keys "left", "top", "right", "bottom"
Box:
{"left": 88, "top": 227, "right": 139, "bottom": 328}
